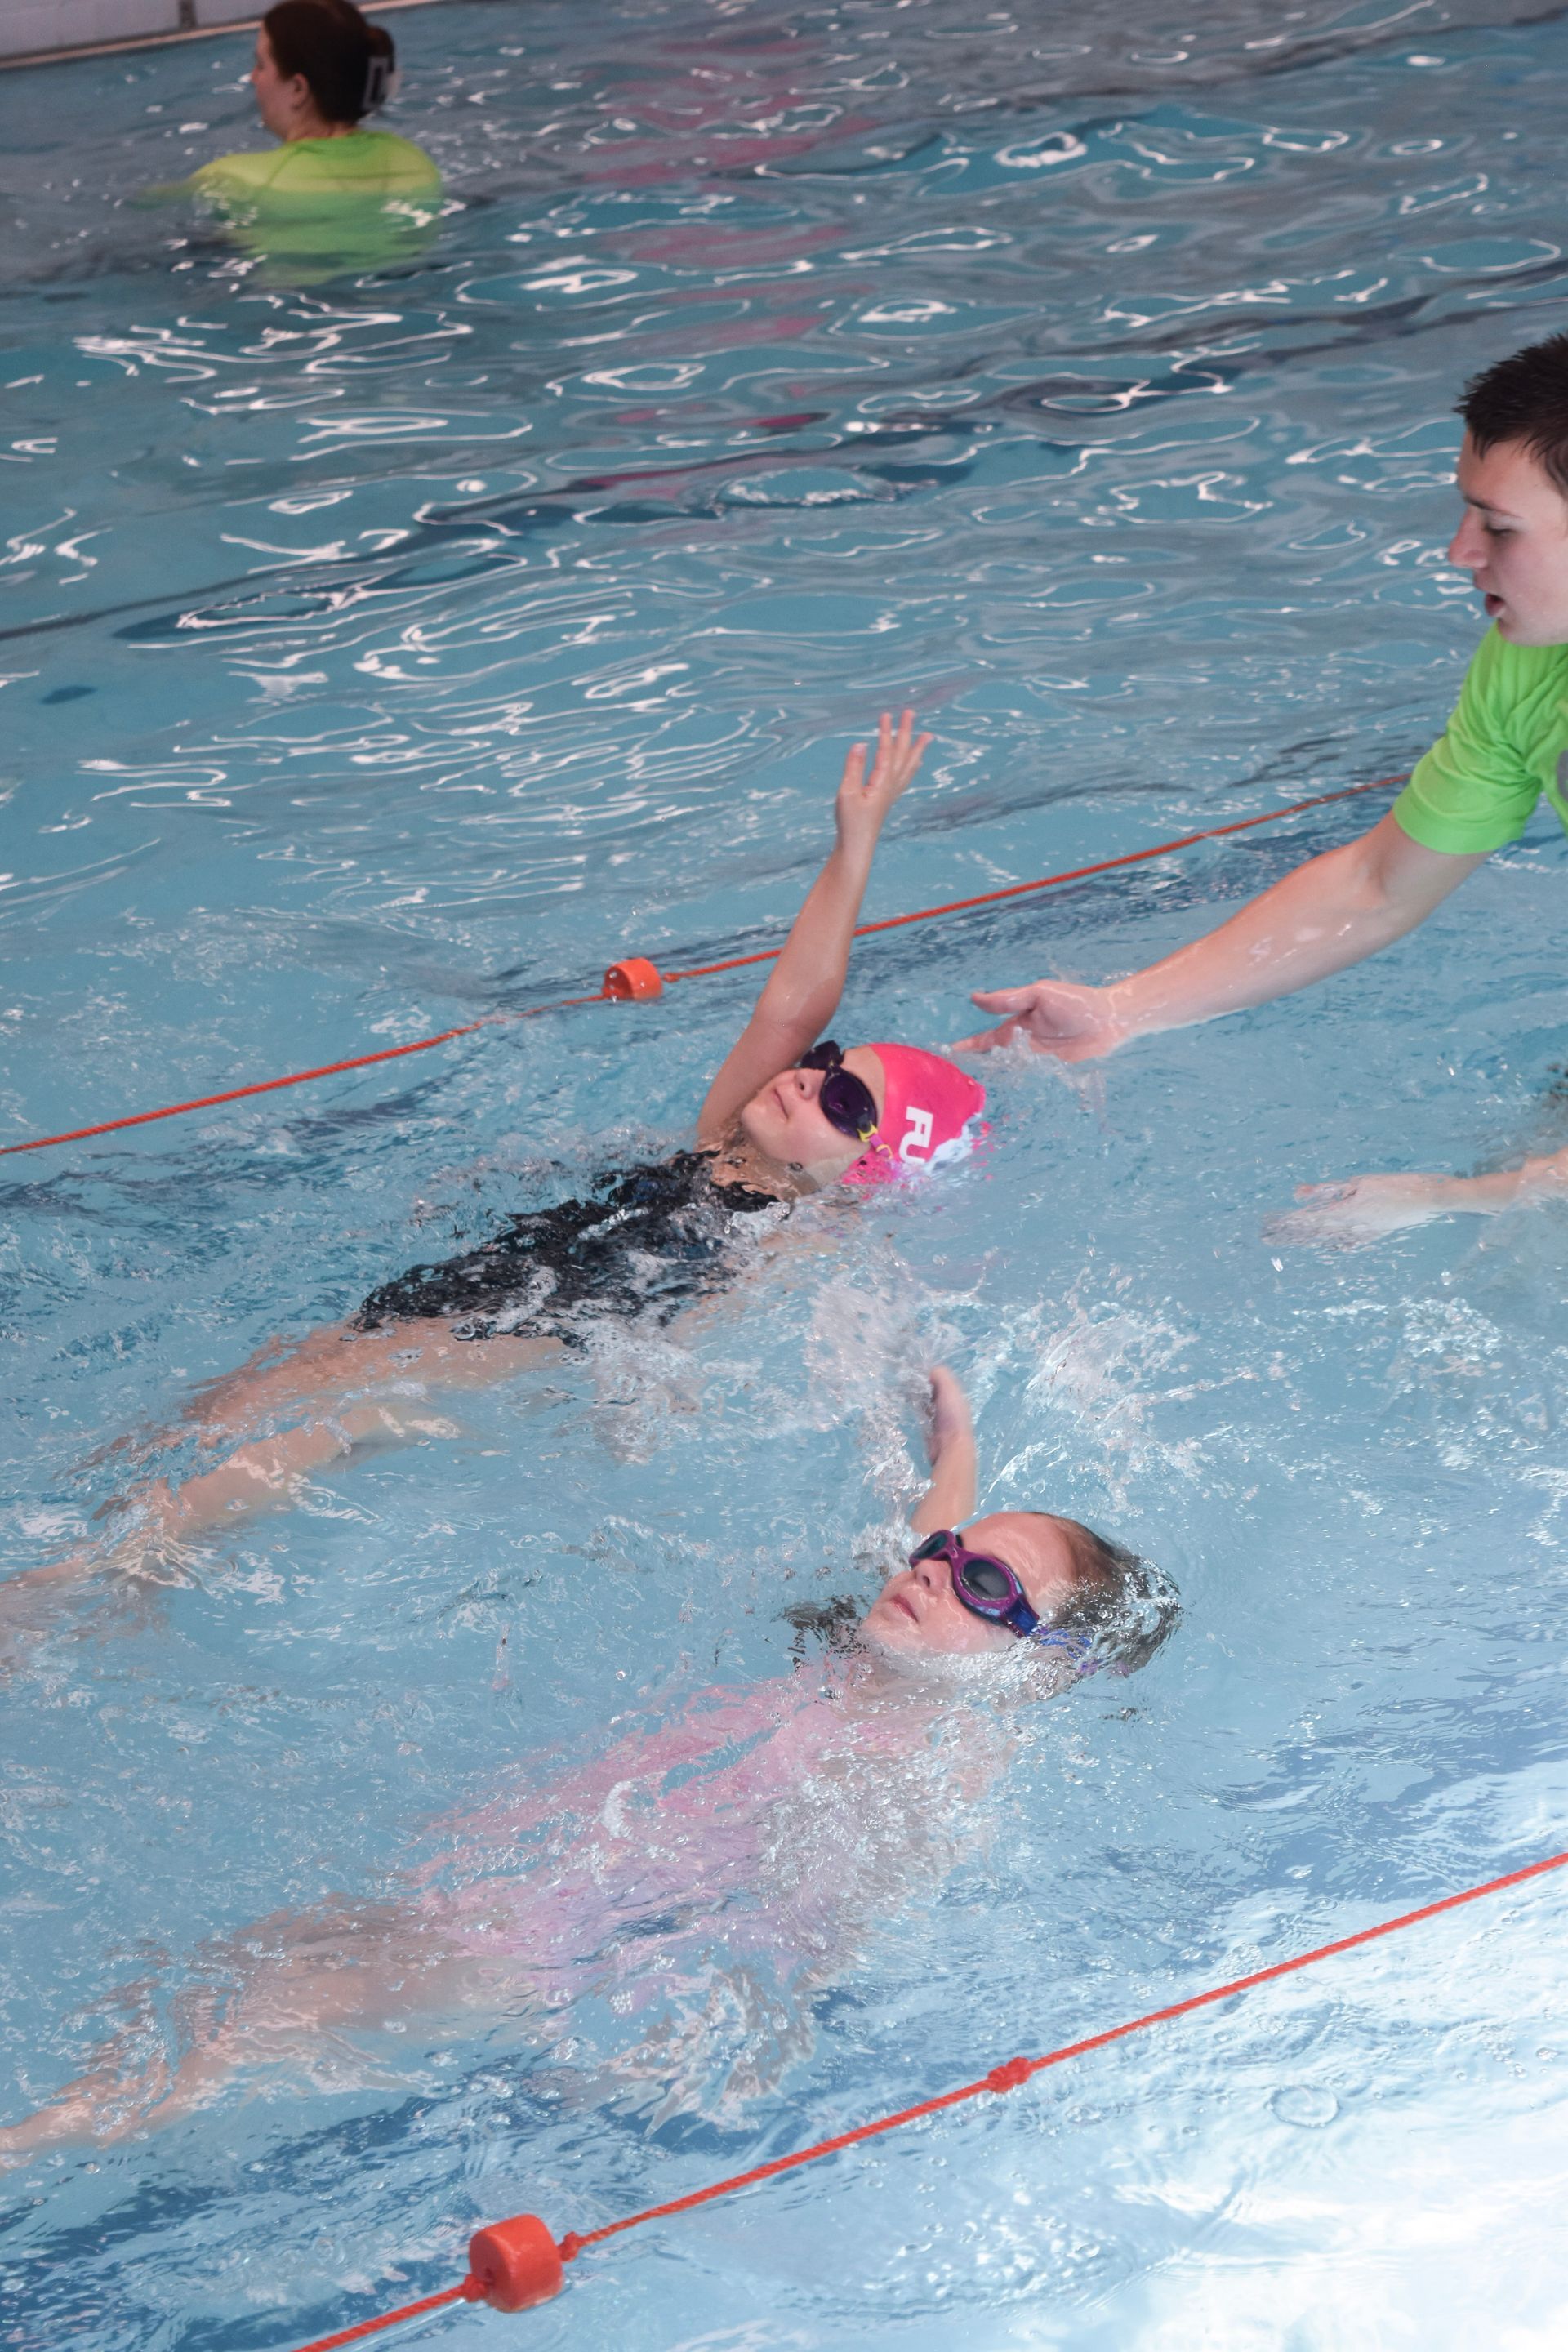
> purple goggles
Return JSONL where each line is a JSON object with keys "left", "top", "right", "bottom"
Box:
{"left": 908, "top": 1529, "right": 1095, "bottom": 1671}
{"left": 799, "top": 1039, "right": 879, "bottom": 1146}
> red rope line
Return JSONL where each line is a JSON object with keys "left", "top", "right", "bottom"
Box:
{"left": 289, "top": 2283, "right": 474, "bottom": 2352}
{"left": 558, "top": 1841, "right": 1566, "bottom": 2256}
{"left": 283, "top": 1844, "right": 1564, "bottom": 2350}
{"left": 660, "top": 773, "right": 1404, "bottom": 983}
{"left": 0, "top": 996, "right": 607, "bottom": 1156}
{"left": 0, "top": 775, "right": 1402, "bottom": 1159}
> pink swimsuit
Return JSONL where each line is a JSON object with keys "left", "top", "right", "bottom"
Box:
{"left": 412, "top": 1671, "right": 1002, "bottom": 2034}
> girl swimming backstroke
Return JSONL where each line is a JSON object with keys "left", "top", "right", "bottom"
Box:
{"left": 6, "top": 712, "right": 986, "bottom": 1628}
{"left": 0, "top": 1368, "right": 1178, "bottom": 2160}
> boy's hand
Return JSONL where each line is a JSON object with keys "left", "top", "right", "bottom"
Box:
{"left": 835, "top": 708, "right": 931, "bottom": 854}
{"left": 959, "top": 978, "right": 1123, "bottom": 1058}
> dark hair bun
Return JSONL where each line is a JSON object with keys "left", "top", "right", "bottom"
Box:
{"left": 263, "top": 0, "right": 397, "bottom": 127}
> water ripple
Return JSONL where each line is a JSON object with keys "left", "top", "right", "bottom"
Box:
{"left": 5, "top": 4, "right": 1568, "bottom": 2345}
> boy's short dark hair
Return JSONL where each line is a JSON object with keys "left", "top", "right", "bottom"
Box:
{"left": 1458, "top": 333, "right": 1568, "bottom": 497}
{"left": 1041, "top": 1517, "right": 1181, "bottom": 1677}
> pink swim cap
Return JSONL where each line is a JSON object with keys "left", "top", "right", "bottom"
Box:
{"left": 841, "top": 1043, "right": 987, "bottom": 1186}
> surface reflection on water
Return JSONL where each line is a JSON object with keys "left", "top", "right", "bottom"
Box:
{"left": 2, "top": 1, "right": 1567, "bottom": 2347}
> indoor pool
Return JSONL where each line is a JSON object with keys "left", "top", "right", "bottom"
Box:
{"left": 2, "top": 0, "right": 1566, "bottom": 2345}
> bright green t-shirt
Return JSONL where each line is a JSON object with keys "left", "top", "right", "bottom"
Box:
{"left": 189, "top": 129, "right": 440, "bottom": 204}
{"left": 1394, "top": 626, "right": 1568, "bottom": 854}
{"left": 185, "top": 131, "right": 441, "bottom": 279}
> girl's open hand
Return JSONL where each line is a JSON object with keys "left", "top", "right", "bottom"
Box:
{"left": 835, "top": 708, "right": 931, "bottom": 852}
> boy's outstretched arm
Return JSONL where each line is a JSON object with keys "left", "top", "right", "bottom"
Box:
{"left": 910, "top": 1365, "right": 978, "bottom": 1535}
{"left": 697, "top": 709, "right": 931, "bottom": 1147}
{"left": 959, "top": 813, "right": 1485, "bottom": 1060}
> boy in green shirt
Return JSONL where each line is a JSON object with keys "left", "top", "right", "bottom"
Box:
{"left": 1393, "top": 619, "right": 1568, "bottom": 858}
{"left": 959, "top": 331, "right": 1568, "bottom": 1240}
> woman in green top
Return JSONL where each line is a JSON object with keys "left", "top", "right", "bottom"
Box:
{"left": 182, "top": 0, "right": 440, "bottom": 274}
{"left": 193, "top": 0, "right": 439, "bottom": 202}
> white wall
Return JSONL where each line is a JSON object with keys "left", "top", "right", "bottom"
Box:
{"left": 0, "top": 0, "right": 440, "bottom": 65}
{"left": 0, "top": 1, "right": 182, "bottom": 64}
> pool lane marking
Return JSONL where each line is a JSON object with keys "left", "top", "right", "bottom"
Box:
{"left": 285, "top": 1842, "right": 1566, "bottom": 2349}
{"left": 291, "top": 2284, "right": 473, "bottom": 2352}
{"left": 0, "top": 998, "right": 609, "bottom": 1158}
{"left": 660, "top": 771, "right": 1405, "bottom": 982}
{"left": 0, "top": 773, "right": 1403, "bottom": 1159}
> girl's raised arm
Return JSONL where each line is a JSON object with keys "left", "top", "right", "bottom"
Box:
{"left": 909, "top": 1365, "right": 978, "bottom": 1535}
{"left": 697, "top": 710, "right": 930, "bottom": 1148}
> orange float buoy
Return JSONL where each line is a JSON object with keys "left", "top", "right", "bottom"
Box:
{"left": 603, "top": 956, "right": 663, "bottom": 1001}
{"left": 466, "top": 2212, "right": 564, "bottom": 2311}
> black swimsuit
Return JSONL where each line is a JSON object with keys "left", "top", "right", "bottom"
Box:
{"left": 351, "top": 1152, "right": 782, "bottom": 1343}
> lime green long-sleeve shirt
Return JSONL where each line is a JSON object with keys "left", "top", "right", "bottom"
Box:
{"left": 190, "top": 129, "right": 440, "bottom": 203}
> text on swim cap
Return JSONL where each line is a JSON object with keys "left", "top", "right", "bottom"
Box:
{"left": 899, "top": 1106, "right": 934, "bottom": 1162}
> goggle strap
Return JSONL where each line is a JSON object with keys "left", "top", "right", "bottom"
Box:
{"left": 1031, "top": 1627, "right": 1094, "bottom": 1668}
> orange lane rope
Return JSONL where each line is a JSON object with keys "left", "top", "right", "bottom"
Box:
{"left": 295, "top": 2286, "right": 475, "bottom": 2352}
{"left": 287, "top": 1844, "right": 1566, "bottom": 2351}
{"left": 1, "top": 773, "right": 1403, "bottom": 1161}
{"left": 659, "top": 772, "right": 1404, "bottom": 982}
{"left": 0, "top": 997, "right": 610, "bottom": 1159}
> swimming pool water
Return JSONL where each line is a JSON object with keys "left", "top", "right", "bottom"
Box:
{"left": 2, "top": 1, "right": 1566, "bottom": 2345}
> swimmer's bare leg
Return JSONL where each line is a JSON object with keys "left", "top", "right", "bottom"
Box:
{"left": 149, "top": 1326, "right": 560, "bottom": 1531}
{"left": 0, "top": 1899, "right": 514, "bottom": 2160}
{"left": 78, "top": 1322, "right": 368, "bottom": 1474}
{"left": 0, "top": 1415, "right": 405, "bottom": 1664}
{"left": 176, "top": 1318, "right": 565, "bottom": 1443}
{"left": 170, "top": 1321, "right": 435, "bottom": 1446}
{"left": 3, "top": 1326, "right": 562, "bottom": 1657}
{"left": 177, "top": 1321, "right": 366, "bottom": 1439}
{"left": 86, "top": 1316, "right": 523, "bottom": 1472}
{"left": 132, "top": 1403, "right": 466, "bottom": 1544}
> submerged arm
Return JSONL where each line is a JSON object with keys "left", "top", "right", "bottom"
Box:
{"left": 1276, "top": 1142, "right": 1568, "bottom": 1244}
{"left": 697, "top": 709, "right": 930, "bottom": 1147}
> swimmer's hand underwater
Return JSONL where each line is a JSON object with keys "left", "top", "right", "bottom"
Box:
{"left": 1268, "top": 1147, "right": 1568, "bottom": 1245}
